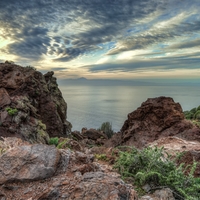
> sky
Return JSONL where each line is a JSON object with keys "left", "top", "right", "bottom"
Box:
{"left": 0, "top": 0, "right": 200, "bottom": 81}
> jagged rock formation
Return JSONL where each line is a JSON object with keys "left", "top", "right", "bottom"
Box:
{"left": 0, "top": 63, "right": 71, "bottom": 143}
{"left": 0, "top": 138, "right": 137, "bottom": 199}
{"left": 105, "top": 97, "right": 200, "bottom": 148}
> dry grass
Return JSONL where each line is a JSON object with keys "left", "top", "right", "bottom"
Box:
{"left": 0, "top": 137, "right": 28, "bottom": 155}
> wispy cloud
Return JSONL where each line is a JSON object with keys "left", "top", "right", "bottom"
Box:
{"left": 0, "top": 0, "right": 200, "bottom": 79}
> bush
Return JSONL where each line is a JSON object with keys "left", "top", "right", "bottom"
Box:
{"left": 184, "top": 106, "right": 200, "bottom": 121}
{"left": 5, "top": 107, "right": 18, "bottom": 116}
{"left": 114, "top": 146, "right": 200, "bottom": 199}
{"left": 49, "top": 137, "right": 59, "bottom": 146}
{"left": 194, "top": 110, "right": 200, "bottom": 120}
{"left": 95, "top": 154, "right": 108, "bottom": 161}
{"left": 57, "top": 139, "right": 71, "bottom": 149}
{"left": 98, "top": 122, "right": 114, "bottom": 138}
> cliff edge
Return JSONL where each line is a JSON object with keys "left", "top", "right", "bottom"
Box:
{"left": 0, "top": 63, "right": 71, "bottom": 143}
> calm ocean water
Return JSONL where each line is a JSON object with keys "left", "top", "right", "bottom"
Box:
{"left": 59, "top": 85, "right": 200, "bottom": 132}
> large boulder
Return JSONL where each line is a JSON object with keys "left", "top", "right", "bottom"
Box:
{"left": 106, "top": 97, "right": 200, "bottom": 148}
{"left": 0, "top": 144, "right": 61, "bottom": 184}
{"left": 0, "top": 63, "right": 71, "bottom": 143}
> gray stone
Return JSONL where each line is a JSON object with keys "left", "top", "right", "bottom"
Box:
{"left": 0, "top": 144, "right": 61, "bottom": 184}
{"left": 56, "top": 149, "right": 71, "bottom": 174}
{"left": 154, "top": 188, "right": 174, "bottom": 200}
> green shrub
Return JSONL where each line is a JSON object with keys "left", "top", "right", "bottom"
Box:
{"left": 184, "top": 106, "right": 200, "bottom": 121}
{"left": 5, "top": 107, "right": 18, "bottom": 116}
{"left": 194, "top": 110, "right": 200, "bottom": 120}
{"left": 98, "top": 122, "right": 114, "bottom": 138}
{"left": 114, "top": 146, "right": 200, "bottom": 199}
{"left": 49, "top": 137, "right": 59, "bottom": 146}
{"left": 95, "top": 154, "right": 108, "bottom": 161}
{"left": 57, "top": 139, "right": 71, "bottom": 149}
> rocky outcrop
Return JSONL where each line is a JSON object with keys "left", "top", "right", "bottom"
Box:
{"left": 0, "top": 137, "right": 137, "bottom": 200}
{"left": 0, "top": 63, "right": 71, "bottom": 143}
{"left": 109, "top": 97, "right": 200, "bottom": 148}
{"left": 71, "top": 128, "right": 108, "bottom": 147}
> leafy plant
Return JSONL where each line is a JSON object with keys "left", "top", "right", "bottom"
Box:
{"left": 5, "top": 107, "right": 18, "bottom": 116}
{"left": 184, "top": 105, "right": 200, "bottom": 120}
{"left": 49, "top": 137, "right": 59, "bottom": 146}
{"left": 98, "top": 122, "right": 114, "bottom": 138}
{"left": 95, "top": 154, "right": 108, "bottom": 161}
{"left": 114, "top": 146, "right": 200, "bottom": 199}
{"left": 57, "top": 139, "right": 71, "bottom": 149}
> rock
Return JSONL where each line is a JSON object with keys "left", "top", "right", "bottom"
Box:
{"left": 0, "top": 192, "right": 6, "bottom": 200}
{"left": 37, "top": 188, "right": 60, "bottom": 200}
{"left": 57, "top": 137, "right": 83, "bottom": 151}
{"left": 0, "top": 88, "right": 11, "bottom": 108}
{"left": 139, "top": 188, "right": 175, "bottom": 200}
{"left": 83, "top": 128, "right": 108, "bottom": 140}
{"left": 0, "top": 144, "right": 61, "bottom": 184}
{"left": 68, "top": 171, "right": 137, "bottom": 200}
{"left": 154, "top": 188, "right": 174, "bottom": 200}
{"left": 0, "top": 63, "right": 71, "bottom": 143}
{"left": 71, "top": 131, "right": 85, "bottom": 140}
{"left": 116, "top": 97, "right": 200, "bottom": 148}
{"left": 0, "top": 142, "right": 137, "bottom": 200}
{"left": 0, "top": 137, "right": 30, "bottom": 155}
{"left": 56, "top": 149, "right": 71, "bottom": 174}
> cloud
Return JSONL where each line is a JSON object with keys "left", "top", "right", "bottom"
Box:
{"left": 107, "top": 12, "right": 200, "bottom": 55}
{"left": 3, "top": 27, "right": 51, "bottom": 60}
{"left": 50, "top": 67, "right": 68, "bottom": 71}
{"left": 167, "top": 38, "right": 200, "bottom": 49}
{"left": 0, "top": 0, "right": 200, "bottom": 71}
{"left": 0, "top": 0, "right": 168, "bottom": 62}
{"left": 85, "top": 52, "right": 200, "bottom": 73}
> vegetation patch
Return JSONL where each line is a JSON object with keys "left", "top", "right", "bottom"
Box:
{"left": 57, "top": 139, "right": 71, "bottom": 149}
{"left": 114, "top": 146, "right": 200, "bottom": 199}
{"left": 5, "top": 107, "right": 18, "bottom": 116}
{"left": 184, "top": 106, "right": 200, "bottom": 120}
{"left": 98, "top": 121, "right": 114, "bottom": 138}
{"left": 49, "top": 137, "right": 59, "bottom": 146}
{"left": 95, "top": 154, "right": 108, "bottom": 161}
{"left": 38, "top": 120, "right": 46, "bottom": 130}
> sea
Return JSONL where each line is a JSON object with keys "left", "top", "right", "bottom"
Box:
{"left": 59, "top": 85, "right": 200, "bottom": 132}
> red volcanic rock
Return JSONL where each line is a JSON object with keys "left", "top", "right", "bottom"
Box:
{"left": 0, "top": 88, "right": 11, "bottom": 108}
{"left": 117, "top": 97, "right": 200, "bottom": 148}
{"left": 0, "top": 138, "right": 137, "bottom": 200}
{"left": 0, "top": 63, "right": 71, "bottom": 143}
{"left": 83, "top": 128, "right": 108, "bottom": 140}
